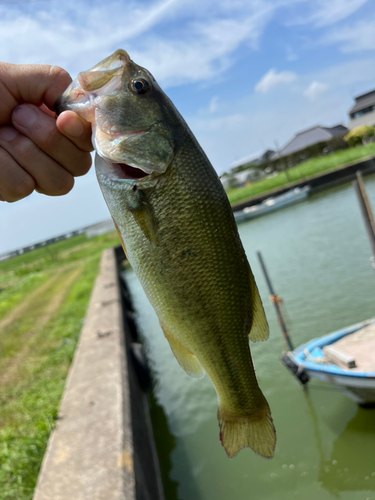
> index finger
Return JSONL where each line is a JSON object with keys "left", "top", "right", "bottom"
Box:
{"left": 0, "top": 63, "right": 72, "bottom": 123}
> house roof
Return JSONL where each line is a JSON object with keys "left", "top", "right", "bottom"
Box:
{"left": 271, "top": 125, "right": 348, "bottom": 159}
{"left": 229, "top": 149, "right": 275, "bottom": 169}
{"left": 230, "top": 152, "right": 264, "bottom": 169}
{"left": 349, "top": 90, "right": 375, "bottom": 115}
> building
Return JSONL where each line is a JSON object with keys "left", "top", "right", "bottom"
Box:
{"left": 348, "top": 89, "right": 375, "bottom": 130}
{"left": 250, "top": 149, "right": 275, "bottom": 166}
{"left": 230, "top": 149, "right": 275, "bottom": 172}
{"left": 271, "top": 124, "right": 348, "bottom": 160}
{"left": 221, "top": 149, "right": 273, "bottom": 190}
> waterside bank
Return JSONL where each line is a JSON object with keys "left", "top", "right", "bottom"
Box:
{"left": 32, "top": 247, "right": 164, "bottom": 500}
{"left": 231, "top": 154, "right": 375, "bottom": 212}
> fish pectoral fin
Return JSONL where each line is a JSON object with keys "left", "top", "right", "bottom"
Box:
{"left": 132, "top": 207, "right": 158, "bottom": 245}
{"left": 128, "top": 190, "right": 158, "bottom": 245}
{"left": 159, "top": 322, "right": 205, "bottom": 379}
{"left": 248, "top": 264, "right": 269, "bottom": 342}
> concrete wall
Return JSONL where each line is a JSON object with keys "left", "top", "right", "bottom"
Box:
{"left": 33, "top": 247, "right": 164, "bottom": 500}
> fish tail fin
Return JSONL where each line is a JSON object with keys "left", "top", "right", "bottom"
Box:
{"left": 218, "top": 403, "right": 276, "bottom": 459}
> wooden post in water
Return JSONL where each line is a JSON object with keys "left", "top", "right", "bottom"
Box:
{"left": 353, "top": 171, "right": 375, "bottom": 270}
{"left": 257, "top": 251, "right": 310, "bottom": 385}
{"left": 256, "top": 251, "right": 294, "bottom": 351}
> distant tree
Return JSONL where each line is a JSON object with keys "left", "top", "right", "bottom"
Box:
{"left": 344, "top": 126, "right": 375, "bottom": 147}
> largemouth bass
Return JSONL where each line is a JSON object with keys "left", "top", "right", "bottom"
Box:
{"left": 56, "top": 50, "right": 276, "bottom": 459}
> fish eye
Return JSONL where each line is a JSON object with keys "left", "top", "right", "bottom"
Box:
{"left": 130, "top": 78, "right": 150, "bottom": 95}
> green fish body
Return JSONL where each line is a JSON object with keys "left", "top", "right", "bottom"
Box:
{"left": 56, "top": 50, "right": 276, "bottom": 459}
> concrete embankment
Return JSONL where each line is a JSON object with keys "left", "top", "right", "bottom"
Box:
{"left": 231, "top": 155, "right": 375, "bottom": 212}
{"left": 33, "top": 247, "right": 164, "bottom": 500}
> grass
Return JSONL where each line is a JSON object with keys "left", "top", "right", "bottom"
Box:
{"left": 0, "top": 231, "right": 120, "bottom": 500}
{"left": 227, "top": 143, "right": 375, "bottom": 205}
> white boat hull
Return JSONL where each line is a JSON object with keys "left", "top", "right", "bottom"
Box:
{"left": 305, "top": 369, "right": 375, "bottom": 404}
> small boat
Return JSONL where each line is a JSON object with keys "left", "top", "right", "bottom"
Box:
{"left": 233, "top": 185, "right": 310, "bottom": 223}
{"left": 284, "top": 318, "right": 375, "bottom": 406}
{"left": 257, "top": 173, "right": 375, "bottom": 406}
{"left": 257, "top": 247, "right": 375, "bottom": 407}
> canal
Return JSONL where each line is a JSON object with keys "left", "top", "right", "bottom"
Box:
{"left": 124, "top": 174, "right": 375, "bottom": 500}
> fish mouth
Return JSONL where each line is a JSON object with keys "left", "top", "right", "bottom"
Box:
{"left": 94, "top": 128, "right": 152, "bottom": 181}
{"left": 113, "top": 162, "right": 149, "bottom": 180}
{"left": 96, "top": 154, "right": 151, "bottom": 182}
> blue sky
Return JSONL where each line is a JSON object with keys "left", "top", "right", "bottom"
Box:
{"left": 1, "top": 0, "right": 375, "bottom": 254}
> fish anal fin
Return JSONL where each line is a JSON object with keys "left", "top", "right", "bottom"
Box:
{"left": 218, "top": 404, "right": 276, "bottom": 459}
{"left": 248, "top": 265, "right": 269, "bottom": 342}
{"left": 160, "top": 322, "right": 205, "bottom": 379}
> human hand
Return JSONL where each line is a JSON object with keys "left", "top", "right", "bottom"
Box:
{"left": 0, "top": 63, "right": 93, "bottom": 202}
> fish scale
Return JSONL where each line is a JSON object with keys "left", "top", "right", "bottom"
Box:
{"left": 56, "top": 49, "right": 276, "bottom": 459}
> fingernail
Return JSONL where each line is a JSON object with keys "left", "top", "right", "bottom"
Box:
{"left": 0, "top": 126, "right": 18, "bottom": 141}
{"left": 62, "top": 114, "right": 85, "bottom": 137}
{"left": 13, "top": 105, "right": 38, "bottom": 128}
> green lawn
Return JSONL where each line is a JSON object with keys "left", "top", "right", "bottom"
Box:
{"left": 0, "top": 231, "right": 120, "bottom": 500}
{"left": 227, "top": 143, "right": 375, "bottom": 205}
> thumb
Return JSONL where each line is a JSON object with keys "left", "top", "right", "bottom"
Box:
{"left": 0, "top": 63, "right": 72, "bottom": 124}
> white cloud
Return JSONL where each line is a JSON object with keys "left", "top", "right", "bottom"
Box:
{"left": 303, "top": 81, "right": 329, "bottom": 101}
{"left": 0, "top": 1, "right": 184, "bottom": 74}
{"left": 208, "top": 96, "right": 219, "bottom": 114}
{"left": 8, "top": 0, "right": 368, "bottom": 92}
{"left": 289, "top": 0, "right": 369, "bottom": 27}
{"left": 131, "top": 12, "right": 273, "bottom": 86}
{"left": 321, "top": 17, "right": 375, "bottom": 53}
{"left": 255, "top": 68, "right": 297, "bottom": 94}
{"left": 0, "top": 0, "right": 276, "bottom": 87}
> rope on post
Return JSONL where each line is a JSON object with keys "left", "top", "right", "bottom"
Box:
{"left": 269, "top": 294, "right": 282, "bottom": 304}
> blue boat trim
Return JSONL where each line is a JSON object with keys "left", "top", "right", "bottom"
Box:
{"left": 290, "top": 318, "right": 375, "bottom": 378}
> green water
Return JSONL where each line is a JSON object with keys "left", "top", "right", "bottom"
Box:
{"left": 125, "top": 175, "right": 375, "bottom": 500}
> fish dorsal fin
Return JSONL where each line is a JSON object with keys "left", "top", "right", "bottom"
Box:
{"left": 248, "top": 265, "right": 269, "bottom": 342}
{"left": 159, "top": 322, "right": 205, "bottom": 379}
